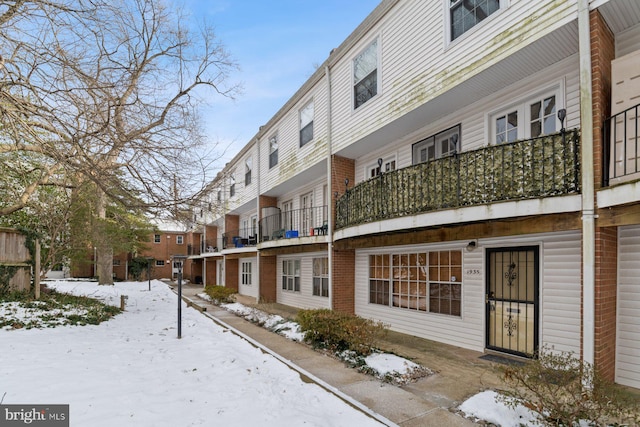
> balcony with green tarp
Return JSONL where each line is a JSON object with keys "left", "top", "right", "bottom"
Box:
{"left": 335, "top": 129, "right": 581, "bottom": 230}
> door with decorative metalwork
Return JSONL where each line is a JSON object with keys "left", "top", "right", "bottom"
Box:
{"left": 486, "top": 246, "right": 539, "bottom": 357}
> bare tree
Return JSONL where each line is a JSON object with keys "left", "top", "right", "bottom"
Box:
{"left": 0, "top": 0, "right": 240, "bottom": 284}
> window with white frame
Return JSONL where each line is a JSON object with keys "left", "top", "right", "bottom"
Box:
{"left": 230, "top": 173, "right": 236, "bottom": 197}
{"left": 217, "top": 190, "right": 222, "bottom": 201}
{"left": 155, "top": 260, "right": 165, "bottom": 267}
{"left": 300, "top": 101, "right": 314, "bottom": 147}
{"left": 368, "top": 156, "right": 396, "bottom": 178}
{"left": 176, "top": 235, "right": 184, "bottom": 245}
{"left": 113, "top": 259, "right": 121, "bottom": 266}
{"left": 368, "top": 250, "right": 462, "bottom": 316}
{"left": 282, "top": 259, "right": 300, "bottom": 292}
{"left": 245, "top": 157, "right": 252, "bottom": 186}
{"left": 450, "top": 0, "right": 501, "bottom": 41}
{"left": 241, "top": 261, "right": 252, "bottom": 286}
{"left": 269, "top": 134, "right": 278, "bottom": 168}
{"left": 312, "top": 258, "right": 329, "bottom": 297}
{"left": 354, "top": 38, "right": 378, "bottom": 109}
{"left": 412, "top": 125, "right": 461, "bottom": 164}
{"left": 492, "top": 91, "right": 559, "bottom": 144}
{"left": 154, "top": 234, "right": 161, "bottom": 243}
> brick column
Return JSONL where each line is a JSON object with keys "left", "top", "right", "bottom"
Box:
{"left": 259, "top": 255, "right": 277, "bottom": 303}
{"left": 594, "top": 227, "right": 618, "bottom": 380}
{"left": 332, "top": 248, "right": 355, "bottom": 314}
{"left": 590, "top": 10, "right": 614, "bottom": 190}
{"left": 225, "top": 258, "right": 239, "bottom": 292}
{"left": 330, "top": 155, "right": 356, "bottom": 314}
{"left": 590, "top": 9, "right": 617, "bottom": 381}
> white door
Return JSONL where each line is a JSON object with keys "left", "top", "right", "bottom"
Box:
{"left": 617, "top": 225, "right": 640, "bottom": 388}
{"left": 301, "top": 192, "right": 313, "bottom": 236}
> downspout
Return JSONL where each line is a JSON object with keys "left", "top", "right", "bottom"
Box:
{"left": 325, "top": 64, "right": 334, "bottom": 310}
{"left": 256, "top": 137, "right": 261, "bottom": 301}
{"left": 578, "top": 0, "right": 596, "bottom": 366}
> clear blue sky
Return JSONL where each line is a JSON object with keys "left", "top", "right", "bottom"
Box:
{"left": 180, "top": 0, "right": 381, "bottom": 162}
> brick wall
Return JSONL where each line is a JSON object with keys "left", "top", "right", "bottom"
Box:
{"left": 331, "top": 155, "right": 355, "bottom": 223}
{"left": 331, "top": 248, "right": 355, "bottom": 314}
{"left": 590, "top": 10, "right": 615, "bottom": 190}
{"left": 594, "top": 226, "right": 618, "bottom": 381}
{"left": 225, "top": 258, "right": 239, "bottom": 291}
{"left": 259, "top": 196, "right": 278, "bottom": 219}
{"left": 259, "top": 255, "right": 277, "bottom": 302}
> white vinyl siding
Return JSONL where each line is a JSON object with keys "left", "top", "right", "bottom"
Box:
{"left": 355, "top": 231, "right": 581, "bottom": 353}
{"left": 260, "top": 80, "right": 329, "bottom": 193}
{"left": 277, "top": 252, "right": 331, "bottom": 310}
{"left": 331, "top": 1, "right": 576, "bottom": 155}
{"left": 616, "top": 225, "right": 640, "bottom": 388}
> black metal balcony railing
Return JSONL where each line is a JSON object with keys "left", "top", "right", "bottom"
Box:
{"left": 222, "top": 227, "right": 258, "bottom": 249}
{"left": 603, "top": 103, "right": 640, "bottom": 186}
{"left": 187, "top": 241, "right": 218, "bottom": 255}
{"left": 259, "top": 206, "right": 328, "bottom": 243}
{"left": 336, "top": 129, "right": 581, "bottom": 229}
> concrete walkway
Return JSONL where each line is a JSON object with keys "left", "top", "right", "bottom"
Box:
{"left": 174, "top": 284, "right": 506, "bottom": 426}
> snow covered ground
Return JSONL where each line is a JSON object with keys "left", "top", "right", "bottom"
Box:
{"left": 0, "top": 280, "right": 386, "bottom": 426}
{"left": 0, "top": 280, "right": 538, "bottom": 426}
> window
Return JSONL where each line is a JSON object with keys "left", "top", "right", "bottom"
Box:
{"left": 217, "top": 190, "right": 222, "bottom": 202}
{"left": 155, "top": 260, "right": 165, "bottom": 267}
{"left": 300, "top": 101, "right": 314, "bottom": 147}
{"left": 354, "top": 38, "right": 378, "bottom": 109}
{"left": 450, "top": 0, "right": 501, "bottom": 41}
{"left": 282, "top": 259, "right": 300, "bottom": 292}
{"left": 154, "top": 234, "right": 161, "bottom": 243}
{"left": 230, "top": 174, "right": 236, "bottom": 197}
{"left": 241, "top": 261, "right": 252, "bottom": 286}
{"left": 269, "top": 134, "right": 278, "bottom": 168}
{"left": 428, "top": 250, "right": 462, "bottom": 316}
{"left": 412, "top": 125, "right": 460, "bottom": 164}
{"left": 368, "top": 156, "right": 396, "bottom": 178}
{"left": 245, "top": 157, "right": 252, "bottom": 186}
{"left": 369, "top": 254, "right": 390, "bottom": 305}
{"left": 176, "top": 235, "right": 184, "bottom": 245}
{"left": 312, "top": 258, "right": 329, "bottom": 297}
{"left": 368, "top": 250, "right": 462, "bottom": 317}
{"left": 113, "top": 259, "right": 121, "bottom": 266}
{"left": 492, "top": 92, "right": 558, "bottom": 144}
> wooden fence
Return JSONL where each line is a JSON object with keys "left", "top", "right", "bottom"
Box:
{"left": 0, "top": 227, "right": 32, "bottom": 293}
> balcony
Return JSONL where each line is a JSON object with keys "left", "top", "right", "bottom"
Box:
{"left": 336, "top": 129, "right": 581, "bottom": 230}
{"left": 222, "top": 228, "right": 258, "bottom": 249}
{"left": 603, "top": 103, "right": 640, "bottom": 186}
{"left": 187, "top": 241, "right": 219, "bottom": 255}
{"left": 259, "top": 206, "right": 328, "bottom": 243}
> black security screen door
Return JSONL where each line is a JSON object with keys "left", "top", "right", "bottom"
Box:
{"left": 486, "top": 246, "right": 539, "bottom": 357}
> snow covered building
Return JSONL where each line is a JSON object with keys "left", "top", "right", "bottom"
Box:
{"left": 188, "top": 0, "right": 640, "bottom": 389}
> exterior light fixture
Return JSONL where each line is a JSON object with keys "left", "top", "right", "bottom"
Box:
{"left": 466, "top": 240, "right": 478, "bottom": 252}
{"left": 557, "top": 108, "right": 566, "bottom": 131}
{"left": 344, "top": 178, "right": 349, "bottom": 189}
{"left": 451, "top": 134, "right": 459, "bottom": 155}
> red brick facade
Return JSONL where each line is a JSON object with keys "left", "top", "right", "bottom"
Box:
{"left": 331, "top": 248, "right": 355, "bottom": 314}
{"left": 225, "top": 258, "right": 239, "bottom": 291}
{"left": 259, "top": 255, "right": 277, "bottom": 302}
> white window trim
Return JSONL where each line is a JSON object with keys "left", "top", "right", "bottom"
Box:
{"left": 176, "top": 235, "right": 184, "bottom": 245}
{"left": 299, "top": 99, "right": 314, "bottom": 148}
{"left": 486, "top": 82, "right": 565, "bottom": 145}
{"left": 365, "top": 154, "right": 397, "bottom": 179}
{"left": 412, "top": 125, "right": 461, "bottom": 165}
{"left": 269, "top": 133, "right": 279, "bottom": 169}
{"left": 351, "top": 35, "right": 382, "bottom": 113}
{"left": 444, "top": 0, "right": 508, "bottom": 47}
